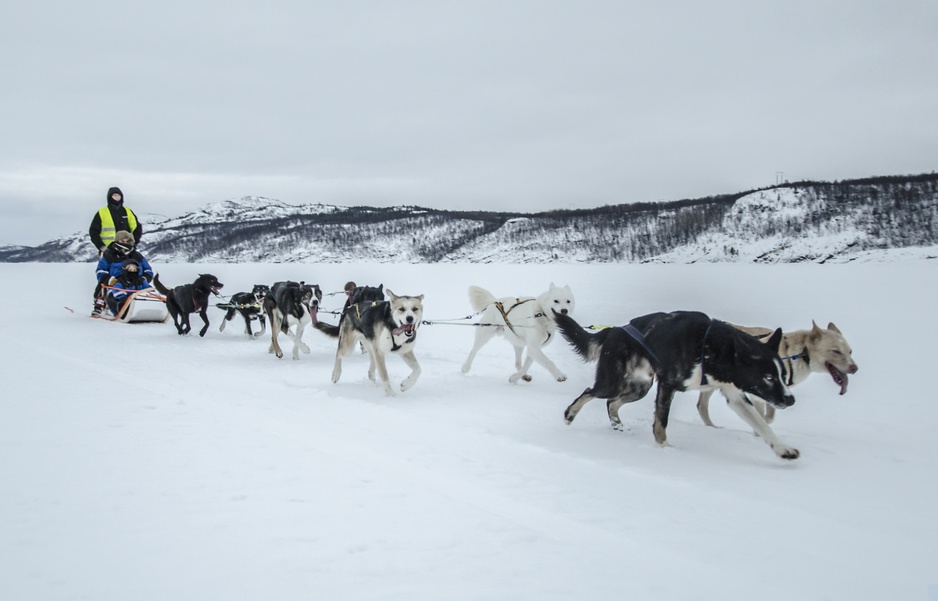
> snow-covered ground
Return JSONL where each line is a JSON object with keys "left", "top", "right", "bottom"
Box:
{"left": 1, "top": 261, "right": 936, "bottom": 600}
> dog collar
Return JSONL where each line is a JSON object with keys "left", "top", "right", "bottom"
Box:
{"left": 780, "top": 346, "right": 810, "bottom": 386}
{"left": 781, "top": 346, "right": 810, "bottom": 363}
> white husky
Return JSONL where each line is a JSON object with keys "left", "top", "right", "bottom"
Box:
{"left": 461, "top": 283, "right": 575, "bottom": 383}
{"left": 697, "top": 321, "right": 859, "bottom": 426}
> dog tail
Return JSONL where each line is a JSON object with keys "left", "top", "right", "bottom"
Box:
{"left": 152, "top": 274, "right": 171, "bottom": 297}
{"left": 314, "top": 322, "right": 340, "bottom": 338}
{"left": 467, "top": 286, "right": 496, "bottom": 312}
{"left": 554, "top": 312, "right": 605, "bottom": 362}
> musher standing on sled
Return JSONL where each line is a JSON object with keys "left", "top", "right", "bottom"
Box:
{"left": 89, "top": 187, "right": 142, "bottom": 253}
{"left": 88, "top": 187, "right": 143, "bottom": 314}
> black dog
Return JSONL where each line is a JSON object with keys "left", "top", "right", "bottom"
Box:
{"left": 556, "top": 311, "right": 799, "bottom": 460}
{"left": 263, "top": 281, "right": 322, "bottom": 359}
{"left": 153, "top": 273, "right": 224, "bottom": 337}
{"left": 218, "top": 284, "right": 271, "bottom": 337}
{"left": 344, "top": 282, "right": 385, "bottom": 310}
{"left": 318, "top": 282, "right": 386, "bottom": 352}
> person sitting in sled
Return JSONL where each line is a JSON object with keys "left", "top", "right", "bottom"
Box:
{"left": 93, "top": 230, "right": 154, "bottom": 315}
{"left": 106, "top": 259, "right": 153, "bottom": 316}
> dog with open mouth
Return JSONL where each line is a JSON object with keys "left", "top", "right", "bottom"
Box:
{"left": 218, "top": 284, "right": 271, "bottom": 337}
{"left": 264, "top": 281, "right": 322, "bottom": 360}
{"left": 153, "top": 273, "right": 224, "bottom": 337}
{"left": 556, "top": 310, "right": 800, "bottom": 460}
{"left": 696, "top": 321, "right": 858, "bottom": 427}
{"left": 315, "top": 289, "right": 424, "bottom": 396}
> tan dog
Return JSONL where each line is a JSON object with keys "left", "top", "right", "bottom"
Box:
{"left": 697, "top": 321, "right": 858, "bottom": 427}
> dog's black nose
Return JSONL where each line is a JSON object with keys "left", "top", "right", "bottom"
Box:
{"left": 406, "top": 316, "right": 414, "bottom": 323}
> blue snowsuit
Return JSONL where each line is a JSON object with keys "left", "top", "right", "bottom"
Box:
{"left": 96, "top": 248, "right": 154, "bottom": 285}
{"left": 106, "top": 277, "right": 153, "bottom": 315}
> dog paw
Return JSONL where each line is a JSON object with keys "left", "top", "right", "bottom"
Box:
{"left": 556, "top": 375, "right": 567, "bottom": 382}
{"left": 460, "top": 363, "right": 471, "bottom": 374}
{"left": 773, "top": 445, "right": 800, "bottom": 460}
{"left": 522, "top": 375, "right": 533, "bottom": 382}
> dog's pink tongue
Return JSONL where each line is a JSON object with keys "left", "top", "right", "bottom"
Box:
{"left": 839, "top": 374, "right": 848, "bottom": 396}
{"left": 310, "top": 305, "right": 319, "bottom": 324}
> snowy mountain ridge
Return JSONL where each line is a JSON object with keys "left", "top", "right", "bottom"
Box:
{"left": 2, "top": 172, "right": 936, "bottom": 263}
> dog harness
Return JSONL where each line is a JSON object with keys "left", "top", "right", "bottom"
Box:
{"left": 780, "top": 346, "right": 810, "bottom": 386}
{"left": 353, "top": 301, "right": 382, "bottom": 318}
{"left": 494, "top": 298, "right": 534, "bottom": 338}
{"left": 699, "top": 321, "right": 713, "bottom": 385}
{"left": 619, "top": 323, "right": 660, "bottom": 367}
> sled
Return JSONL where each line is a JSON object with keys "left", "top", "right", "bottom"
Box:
{"left": 89, "top": 288, "right": 168, "bottom": 323}
{"left": 119, "top": 289, "right": 169, "bottom": 323}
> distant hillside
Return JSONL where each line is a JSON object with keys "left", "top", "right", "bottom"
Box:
{"left": 2, "top": 173, "right": 936, "bottom": 263}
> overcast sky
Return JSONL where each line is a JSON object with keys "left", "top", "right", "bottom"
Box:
{"left": 2, "top": 1, "right": 936, "bottom": 246}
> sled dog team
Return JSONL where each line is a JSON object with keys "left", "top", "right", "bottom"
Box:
{"left": 152, "top": 273, "right": 858, "bottom": 461}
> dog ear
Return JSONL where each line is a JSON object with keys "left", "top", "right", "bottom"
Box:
{"left": 810, "top": 320, "right": 824, "bottom": 340}
{"left": 385, "top": 289, "right": 397, "bottom": 300}
{"left": 827, "top": 322, "right": 841, "bottom": 334}
{"left": 765, "top": 328, "right": 783, "bottom": 354}
{"left": 416, "top": 294, "right": 424, "bottom": 301}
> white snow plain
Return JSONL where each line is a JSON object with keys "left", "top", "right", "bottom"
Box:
{"left": 1, "top": 260, "right": 935, "bottom": 600}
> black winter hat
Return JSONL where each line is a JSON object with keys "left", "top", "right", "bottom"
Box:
{"left": 107, "top": 187, "right": 124, "bottom": 205}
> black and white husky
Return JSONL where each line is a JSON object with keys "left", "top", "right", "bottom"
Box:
{"left": 697, "top": 321, "right": 859, "bottom": 427}
{"left": 556, "top": 311, "right": 799, "bottom": 460}
{"left": 263, "top": 281, "right": 322, "bottom": 360}
{"left": 315, "top": 290, "right": 424, "bottom": 396}
{"left": 218, "top": 284, "right": 270, "bottom": 337}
